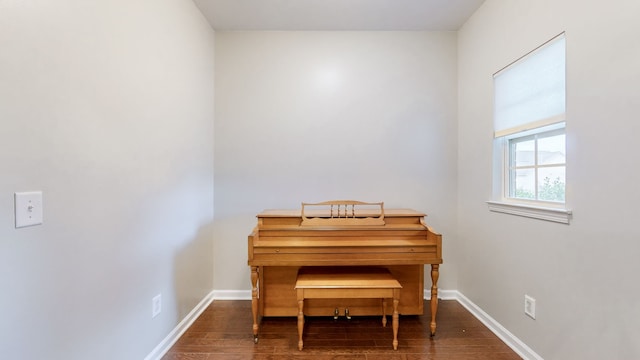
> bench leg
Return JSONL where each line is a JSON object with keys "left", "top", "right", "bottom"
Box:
{"left": 381, "top": 299, "right": 387, "bottom": 327}
{"left": 297, "top": 298, "right": 304, "bottom": 351}
{"left": 392, "top": 289, "right": 399, "bottom": 350}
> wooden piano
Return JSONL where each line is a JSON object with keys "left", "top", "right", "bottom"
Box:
{"left": 247, "top": 200, "right": 443, "bottom": 343}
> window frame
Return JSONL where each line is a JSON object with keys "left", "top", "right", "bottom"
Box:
{"left": 489, "top": 124, "right": 572, "bottom": 224}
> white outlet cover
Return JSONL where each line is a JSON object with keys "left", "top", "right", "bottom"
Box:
{"left": 152, "top": 294, "right": 162, "bottom": 318}
{"left": 15, "top": 191, "right": 43, "bottom": 228}
{"left": 524, "top": 294, "right": 536, "bottom": 319}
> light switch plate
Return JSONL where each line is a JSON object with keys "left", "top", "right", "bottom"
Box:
{"left": 15, "top": 191, "right": 43, "bottom": 228}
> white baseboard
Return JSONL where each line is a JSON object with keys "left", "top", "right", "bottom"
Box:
{"left": 454, "top": 291, "right": 543, "bottom": 360}
{"left": 212, "top": 289, "right": 251, "bottom": 300}
{"left": 424, "top": 288, "right": 458, "bottom": 300}
{"left": 144, "top": 290, "right": 215, "bottom": 360}
{"left": 148, "top": 288, "right": 543, "bottom": 360}
{"left": 224, "top": 289, "right": 459, "bottom": 301}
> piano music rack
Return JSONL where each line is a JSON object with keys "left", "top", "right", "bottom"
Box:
{"left": 300, "top": 200, "right": 385, "bottom": 226}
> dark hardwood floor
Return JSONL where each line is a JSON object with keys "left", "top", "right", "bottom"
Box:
{"left": 162, "top": 300, "right": 522, "bottom": 360}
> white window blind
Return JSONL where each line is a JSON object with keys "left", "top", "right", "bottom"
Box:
{"left": 494, "top": 34, "right": 566, "bottom": 138}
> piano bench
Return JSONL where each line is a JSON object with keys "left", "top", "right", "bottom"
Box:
{"left": 294, "top": 267, "right": 402, "bottom": 351}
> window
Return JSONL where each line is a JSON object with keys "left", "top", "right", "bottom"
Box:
{"left": 488, "top": 33, "right": 572, "bottom": 223}
{"left": 507, "top": 125, "right": 565, "bottom": 202}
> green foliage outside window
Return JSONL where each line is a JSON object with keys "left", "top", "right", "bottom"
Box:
{"left": 515, "top": 177, "right": 565, "bottom": 202}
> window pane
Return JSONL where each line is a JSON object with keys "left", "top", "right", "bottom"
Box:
{"left": 538, "top": 166, "right": 566, "bottom": 202}
{"left": 513, "top": 168, "right": 535, "bottom": 199}
{"left": 538, "top": 133, "right": 565, "bottom": 165}
{"left": 513, "top": 139, "right": 535, "bottom": 167}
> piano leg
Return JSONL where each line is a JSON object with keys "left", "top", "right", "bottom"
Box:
{"left": 251, "top": 266, "right": 259, "bottom": 343}
{"left": 430, "top": 264, "right": 439, "bottom": 337}
{"left": 297, "top": 298, "right": 304, "bottom": 351}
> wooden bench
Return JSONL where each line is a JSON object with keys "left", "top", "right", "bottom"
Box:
{"left": 294, "top": 267, "right": 402, "bottom": 351}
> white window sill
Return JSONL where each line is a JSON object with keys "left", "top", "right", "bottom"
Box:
{"left": 486, "top": 201, "right": 572, "bottom": 224}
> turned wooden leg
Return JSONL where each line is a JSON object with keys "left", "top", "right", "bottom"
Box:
{"left": 297, "top": 294, "right": 305, "bottom": 351}
{"left": 392, "top": 289, "right": 400, "bottom": 350}
{"left": 430, "top": 264, "right": 439, "bottom": 337}
{"left": 381, "top": 298, "right": 387, "bottom": 327}
{"left": 251, "top": 266, "right": 259, "bottom": 343}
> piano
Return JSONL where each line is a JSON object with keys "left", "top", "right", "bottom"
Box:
{"left": 247, "top": 200, "right": 443, "bottom": 342}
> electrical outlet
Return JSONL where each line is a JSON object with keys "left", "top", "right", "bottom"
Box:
{"left": 524, "top": 295, "right": 536, "bottom": 319}
{"left": 152, "top": 294, "right": 162, "bottom": 318}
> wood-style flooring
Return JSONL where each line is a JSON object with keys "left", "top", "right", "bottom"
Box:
{"left": 162, "top": 300, "right": 522, "bottom": 360}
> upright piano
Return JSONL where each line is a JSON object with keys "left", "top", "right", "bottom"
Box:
{"left": 247, "top": 200, "right": 443, "bottom": 342}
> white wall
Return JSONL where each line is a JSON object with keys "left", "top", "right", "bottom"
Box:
{"left": 0, "top": 1, "right": 215, "bottom": 359}
{"left": 214, "top": 31, "right": 459, "bottom": 291}
{"left": 458, "top": 1, "right": 640, "bottom": 359}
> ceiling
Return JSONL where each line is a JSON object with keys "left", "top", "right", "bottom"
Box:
{"left": 193, "top": 0, "right": 486, "bottom": 31}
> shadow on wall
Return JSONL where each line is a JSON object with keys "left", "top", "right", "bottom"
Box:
{"left": 212, "top": 213, "right": 262, "bottom": 293}
{"left": 173, "top": 221, "right": 215, "bottom": 321}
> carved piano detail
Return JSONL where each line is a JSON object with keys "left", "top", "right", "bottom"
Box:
{"left": 301, "top": 200, "right": 385, "bottom": 226}
{"left": 247, "top": 200, "right": 443, "bottom": 343}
